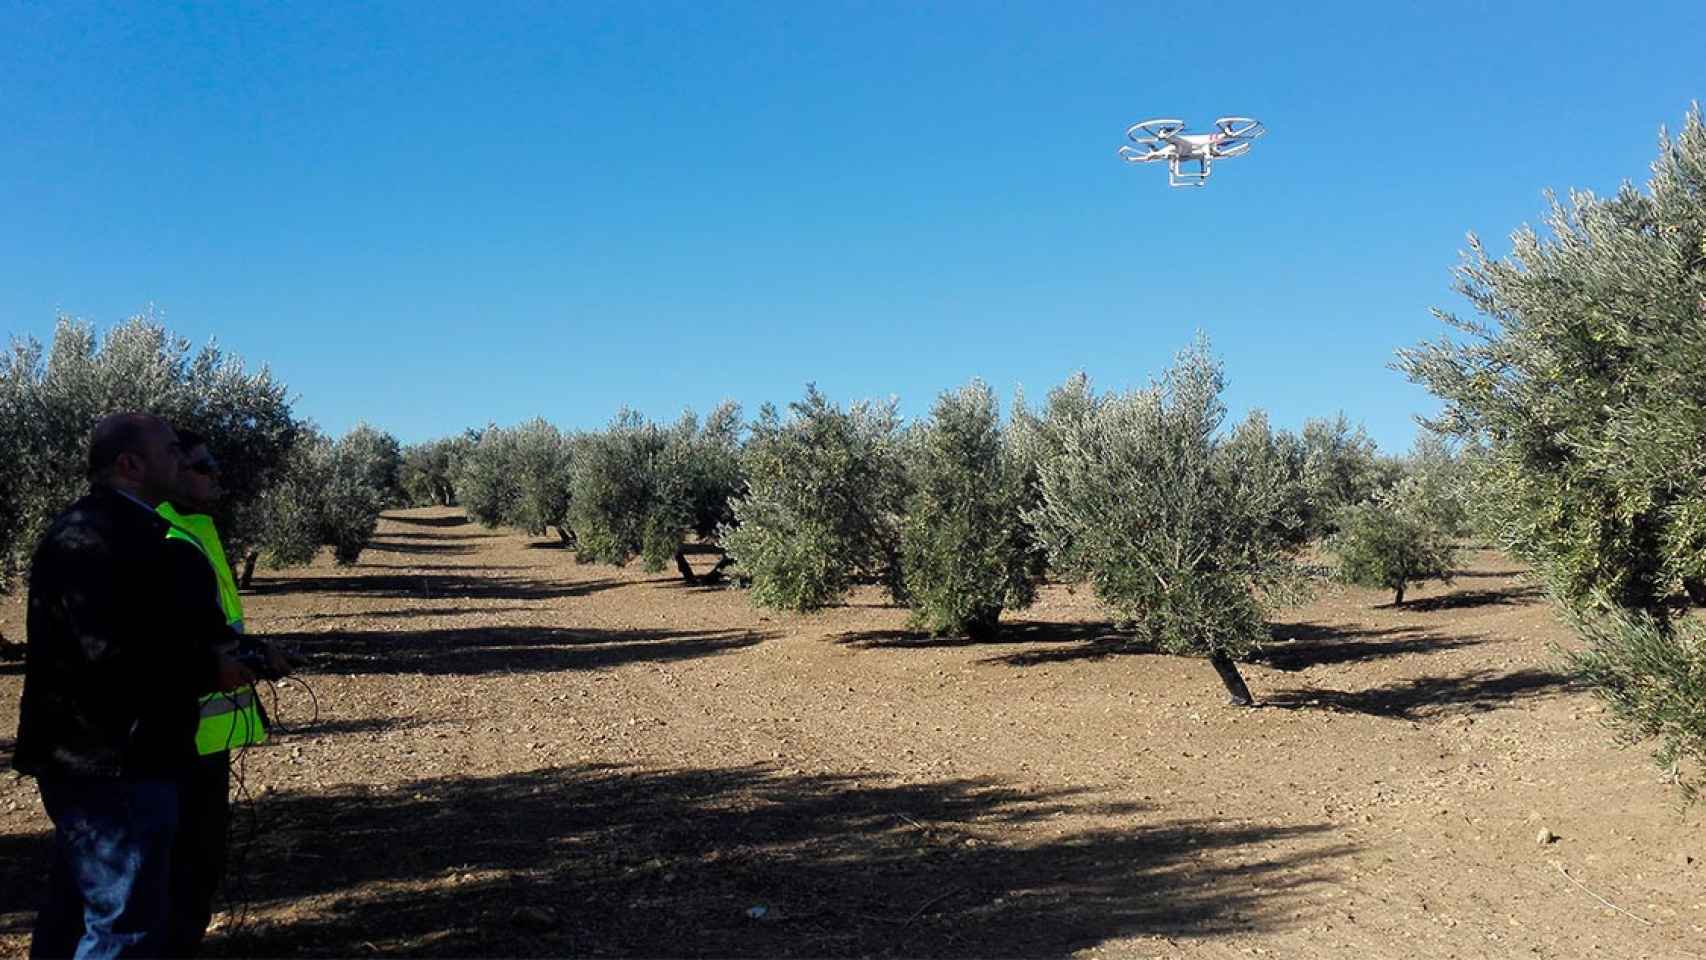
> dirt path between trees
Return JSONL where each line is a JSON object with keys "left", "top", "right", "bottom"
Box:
{"left": 2, "top": 507, "right": 1701, "bottom": 957}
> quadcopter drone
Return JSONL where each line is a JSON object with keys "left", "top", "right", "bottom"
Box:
{"left": 1119, "top": 116, "right": 1266, "bottom": 187}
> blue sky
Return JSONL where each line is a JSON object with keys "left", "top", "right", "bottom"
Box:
{"left": 3, "top": 1, "right": 1701, "bottom": 452}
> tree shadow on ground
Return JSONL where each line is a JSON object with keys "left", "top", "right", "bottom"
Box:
{"left": 857, "top": 615, "right": 1503, "bottom": 675}
{"left": 197, "top": 763, "right": 1350, "bottom": 958}
{"left": 1449, "top": 565, "right": 1527, "bottom": 578}
{"left": 329, "top": 563, "right": 539, "bottom": 573}
{"left": 263, "top": 626, "right": 771, "bottom": 677}
{"left": 1253, "top": 624, "right": 1482, "bottom": 672}
{"left": 383, "top": 514, "right": 471, "bottom": 529}
{"left": 836, "top": 621, "right": 1125, "bottom": 654}
{"left": 657, "top": 578, "right": 740, "bottom": 595}
{"left": 287, "top": 716, "right": 427, "bottom": 739}
{"left": 377, "top": 531, "right": 496, "bottom": 543}
{"left": 277, "top": 605, "right": 539, "bottom": 623}
{"left": 246, "top": 573, "right": 626, "bottom": 603}
{"left": 364, "top": 538, "right": 477, "bottom": 557}
{"left": 1263, "top": 668, "right": 1579, "bottom": 720}
{"left": 950, "top": 621, "right": 1147, "bottom": 666}
{"left": 987, "top": 642, "right": 1148, "bottom": 666}
{"left": 1398, "top": 584, "right": 1543, "bottom": 612}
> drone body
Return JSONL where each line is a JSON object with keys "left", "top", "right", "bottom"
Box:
{"left": 1119, "top": 117, "right": 1266, "bottom": 187}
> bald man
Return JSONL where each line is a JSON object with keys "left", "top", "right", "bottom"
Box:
{"left": 13, "top": 413, "right": 254, "bottom": 959}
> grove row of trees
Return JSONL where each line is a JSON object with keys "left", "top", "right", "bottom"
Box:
{"left": 402, "top": 340, "right": 1469, "bottom": 702}
{"left": 0, "top": 311, "right": 1463, "bottom": 697}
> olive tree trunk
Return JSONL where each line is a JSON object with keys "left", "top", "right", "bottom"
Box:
{"left": 674, "top": 547, "right": 736, "bottom": 585}
{"left": 1210, "top": 652, "right": 1256, "bottom": 706}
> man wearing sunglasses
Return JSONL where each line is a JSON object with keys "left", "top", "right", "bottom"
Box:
{"left": 156, "top": 429, "right": 289, "bottom": 956}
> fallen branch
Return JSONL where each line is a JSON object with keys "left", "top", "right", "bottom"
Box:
{"left": 893, "top": 812, "right": 999, "bottom": 844}
{"left": 1552, "top": 861, "right": 1654, "bottom": 926}
{"left": 902, "top": 887, "right": 962, "bottom": 927}
{"left": 854, "top": 887, "right": 963, "bottom": 927}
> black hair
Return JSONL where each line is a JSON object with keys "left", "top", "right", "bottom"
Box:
{"left": 87, "top": 413, "right": 159, "bottom": 482}
{"left": 175, "top": 427, "right": 208, "bottom": 453}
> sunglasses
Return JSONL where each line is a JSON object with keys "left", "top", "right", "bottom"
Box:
{"left": 186, "top": 460, "right": 221, "bottom": 476}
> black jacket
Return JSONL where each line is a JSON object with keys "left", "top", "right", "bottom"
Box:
{"left": 12, "top": 485, "right": 234, "bottom": 778}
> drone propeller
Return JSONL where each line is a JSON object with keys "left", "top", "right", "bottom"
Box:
{"left": 1126, "top": 118, "right": 1186, "bottom": 146}
{"left": 1214, "top": 116, "right": 1265, "bottom": 140}
{"left": 1211, "top": 139, "right": 1253, "bottom": 159}
{"left": 1117, "top": 144, "right": 1169, "bottom": 163}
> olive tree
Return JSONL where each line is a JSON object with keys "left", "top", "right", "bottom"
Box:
{"left": 1223, "top": 411, "right": 1314, "bottom": 553}
{"left": 722, "top": 387, "right": 907, "bottom": 611}
{"left": 338, "top": 423, "right": 405, "bottom": 508}
{"left": 1326, "top": 435, "right": 1470, "bottom": 606}
{"left": 1398, "top": 105, "right": 1706, "bottom": 792}
{"left": 0, "top": 315, "right": 299, "bottom": 592}
{"left": 1026, "top": 340, "right": 1308, "bottom": 704}
{"left": 321, "top": 426, "right": 394, "bottom": 563}
{"left": 458, "top": 424, "right": 525, "bottom": 530}
{"left": 569, "top": 404, "right": 742, "bottom": 581}
{"left": 1009, "top": 373, "right": 1097, "bottom": 580}
{"left": 654, "top": 403, "right": 744, "bottom": 580}
{"left": 1328, "top": 483, "right": 1457, "bottom": 605}
{"left": 1296, "top": 414, "right": 1385, "bottom": 540}
{"left": 567, "top": 410, "right": 664, "bottom": 565}
{"left": 899, "top": 380, "right": 1036, "bottom": 638}
{"left": 249, "top": 432, "right": 330, "bottom": 574}
{"left": 1395, "top": 433, "right": 1473, "bottom": 540}
{"left": 1567, "top": 608, "right": 1706, "bottom": 800}
{"left": 455, "top": 420, "right": 576, "bottom": 541}
{"left": 1397, "top": 107, "right": 1706, "bottom": 613}
{"left": 510, "top": 419, "right": 575, "bottom": 542}
{"left": 249, "top": 424, "right": 393, "bottom": 572}
{"left": 400, "top": 433, "right": 474, "bottom": 507}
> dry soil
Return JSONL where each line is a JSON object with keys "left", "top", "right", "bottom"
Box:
{"left": 2, "top": 508, "right": 1701, "bottom": 958}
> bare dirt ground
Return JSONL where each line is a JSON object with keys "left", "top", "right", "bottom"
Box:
{"left": 2, "top": 507, "right": 1702, "bottom": 958}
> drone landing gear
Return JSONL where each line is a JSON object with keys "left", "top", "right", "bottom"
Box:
{"left": 1168, "top": 156, "right": 1211, "bottom": 188}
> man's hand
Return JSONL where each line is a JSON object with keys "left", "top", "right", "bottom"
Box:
{"left": 260, "top": 641, "right": 294, "bottom": 678}
{"left": 214, "top": 654, "right": 257, "bottom": 692}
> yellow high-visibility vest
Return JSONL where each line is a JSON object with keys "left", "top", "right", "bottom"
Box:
{"left": 159, "top": 502, "right": 268, "bottom": 755}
